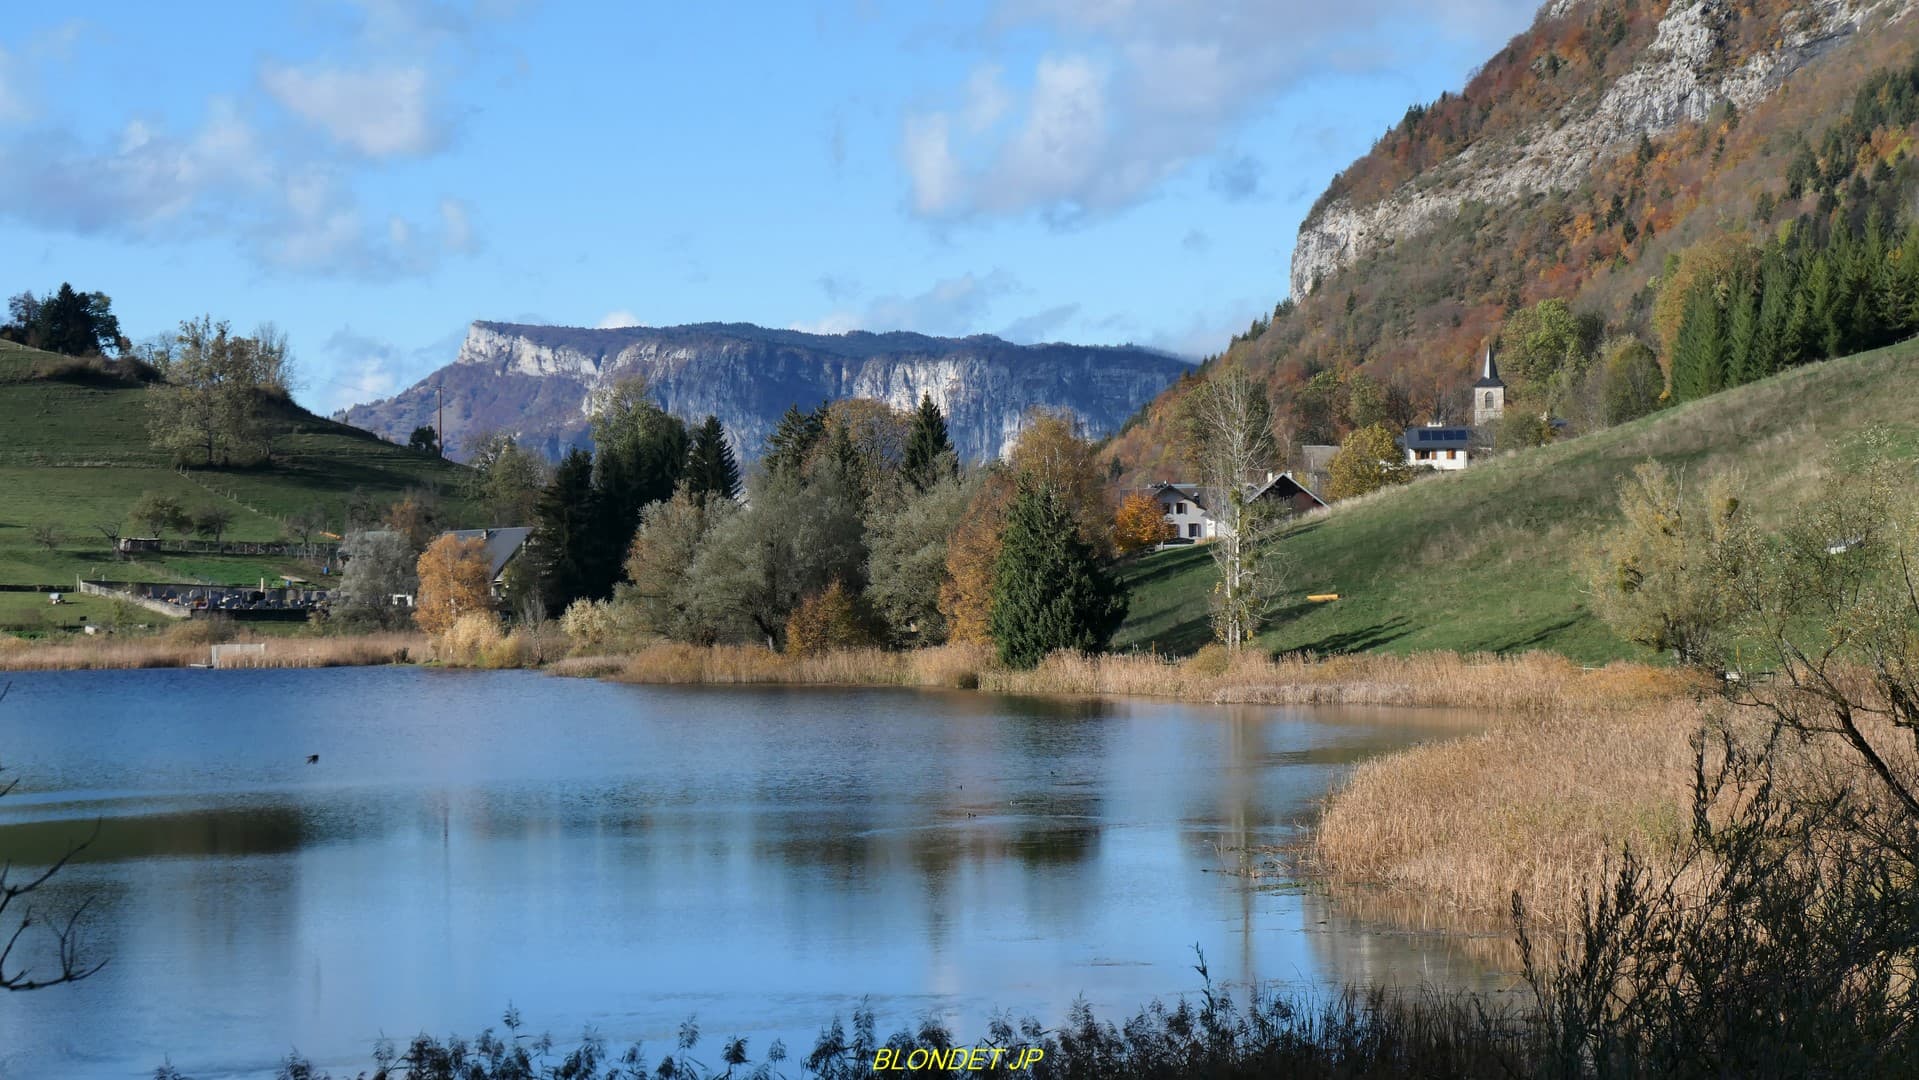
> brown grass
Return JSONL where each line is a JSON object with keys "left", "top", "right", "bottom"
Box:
{"left": 614, "top": 642, "right": 993, "bottom": 689}
{"left": 1314, "top": 696, "right": 1707, "bottom": 931}
{"left": 0, "top": 631, "right": 427, "bottom": 670}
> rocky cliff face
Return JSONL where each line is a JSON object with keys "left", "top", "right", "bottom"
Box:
{"left": 341, "top": 322, "right": 1189, "bottom": 463}
{"left": 1289, "top": 0, "right": 1912, "bottom": 299}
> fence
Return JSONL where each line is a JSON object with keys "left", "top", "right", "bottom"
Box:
{"left": 210, "top": 643, "right": 268, "bottom": 668}
{"left": 75, "top": 580, "right": 190, "bottom": 620}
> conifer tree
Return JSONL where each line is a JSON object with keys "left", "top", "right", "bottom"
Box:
{"left": 684, "top": 415, "right": 741, "bottom": 501}
{"left": 532, "top": 448, "right": 599, "bottom": 612}
{"left": 1671, "top": 286, "right": 1727, "bottom": 402}
{"left": 902, "top": 392, "right": 956, "bottom": 492}
{"left": 1725, "top": 277, "right": 1761, "bottom": 388}
{"left": 987, "top": 483, "right": 1127, "bottom": 669}
{"left": 764, "top": 403, "right": 826, "bottom": 478}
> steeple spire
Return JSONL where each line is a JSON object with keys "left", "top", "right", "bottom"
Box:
{"left": 1475, "top": 346, "right": 1503, "bottom": 388}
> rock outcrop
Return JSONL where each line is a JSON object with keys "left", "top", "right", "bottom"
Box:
{"left": 1289, "top": 0, "right": 1912, "bottom": 299}
{"left": 341, "top": 322, "right": 1189, "bottom": 463}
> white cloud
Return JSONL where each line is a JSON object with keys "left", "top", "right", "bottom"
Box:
{"left": 0, "top": 47, "right": 31, "bottom": 124}
{"left": 261, "top": 63, "right": 440, "bottom": 158}
{"left": 796, "top": 270, "right": 1022, "bottom": 338}
{"left": 596, "top": 310, "right": 643, "bottom": 329}
{"left": 903, "top": 0, "right": 1541, "bottom": 221}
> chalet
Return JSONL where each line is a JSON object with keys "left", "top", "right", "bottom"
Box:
{"left": 1402, "top": 424, "right": 1474, "bottom": 471}
{"left": 440, "top": 527, "right": 535, "bottom": 597}
{"left": 1147, "top": 473, "right": 1327, "bottom": 543}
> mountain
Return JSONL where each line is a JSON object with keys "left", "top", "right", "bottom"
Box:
{"left": 342, "top": 321, "right": 1190, "bottom": 463}
{"left": 1102, "top": 0, "right": 1919, "bottom": 484}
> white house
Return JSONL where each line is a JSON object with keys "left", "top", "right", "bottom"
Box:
{"left": 1146, "top": 474, "right": 1327, "bottom": 543}
{"left": 1402, "top": 424, "right": 1474, "bottom": 470}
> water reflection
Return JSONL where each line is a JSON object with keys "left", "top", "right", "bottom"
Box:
{"left": 0, "top": 669, "right": 1494, "bottom": 1079}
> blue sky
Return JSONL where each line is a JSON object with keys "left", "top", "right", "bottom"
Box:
{"left": 0, "top": 1, "right": 1543, "bottom": 414}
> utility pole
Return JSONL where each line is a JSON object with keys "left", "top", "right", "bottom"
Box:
{"left": 437, "top": 384, "right": 444, "bottom": 459}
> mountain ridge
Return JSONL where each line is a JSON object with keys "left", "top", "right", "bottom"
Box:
{"left": 343, "top": 321, "right": 1189, "bottom": 464}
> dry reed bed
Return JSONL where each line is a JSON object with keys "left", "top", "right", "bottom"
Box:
{"left": 0, "top": 631, "right": 426, "bottom": 670}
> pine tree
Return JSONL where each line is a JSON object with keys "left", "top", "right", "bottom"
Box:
{"left": 1724, "top": 275, "right": 1761, "bottom": 388}
{"left": 532, "top": 448, "right": 600, "bottom": 613}
{"left": 683, "top": 415, "right": 741, "bottom": 501}
{"left": 1671, "top": 286, "right": 1727, "bottom": 402}
{"left": 987, "top": 483, "right": 1127, "bottom": 669}
{"left": 902, "top": 392, "right": 956, "bottom": 492}
{"left": 764, "top": 403, "right": 826, "bottom": 478}
{"left": 589, "top": 384, "right": 687, "bottom": 598}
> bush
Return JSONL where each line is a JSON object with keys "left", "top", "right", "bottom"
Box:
{"left": 785, "top": 580, "right": 873, "bottom": 656}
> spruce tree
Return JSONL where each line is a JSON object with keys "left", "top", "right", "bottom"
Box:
{"left": 1725, "top": 277, "right": 1761, "bottom": 388}
{"left": 1671, "top": 286, "right": 1726, "bottom": 402}
{"left": 532, "top": 448, "right": 599, "bottom": 612}
{"left": 590, "top": 390, "right": 688, "bottom": 598}
{"left": 902, "top": 392, "right": 956, "bottom": 492}
{"left": 764, "top": 403, "right": 826, "bottom": 478}
{"left": 987, "top": 483, "right": 1127, "bottom": 669}
{"left": 684, "top": 415, "right": 741, "bottom": 501}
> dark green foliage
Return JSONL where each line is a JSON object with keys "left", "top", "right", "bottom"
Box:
{"left": 763, "top": 402, "right": 827, "bottom": 478}
{"left": 1, "top": 283, "right": 124, "bottom": 357}
{"left": 988, "top": 484, "right": 1127, "bottom": 669}
{"left": 532, "top": 448, "right": 598, "bottom": 612}
{"left": 407, "top": 425, "right": 441, "bottom": 455}
{"left": 588, "top": 390, "right": 687, "bottom": 598}
{"left": 1600, "top": 340, "right": 1663, "bottom": 424}
{"left": 1670, "top": 284, "right": 1727, "bottom": 402}
{"left": 683, "top": 415, "right": 741, "bottom": 501}
{"left": 901, "top": 392, "right": 955, "bottom": 492}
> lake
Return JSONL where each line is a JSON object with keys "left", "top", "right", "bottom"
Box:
{"left": 0, "top": 667, "right": 1501, "bottom": 1079}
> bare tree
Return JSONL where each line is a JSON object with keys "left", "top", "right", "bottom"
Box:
{"left": 1182, "top": 364, "right": 1290, "bottom": 649}
{"left": 0, "top": 684, "right": 105, "bottom": 992}
{"left": 28, "top": 524, "right": 59, "bottom": 552}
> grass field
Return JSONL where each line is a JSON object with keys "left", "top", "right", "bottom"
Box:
{"left": 0, "top": 340, "right": 476, "bottom": 623}
{"left": 1115, "top": 336, "right": 1919, "bottom": 662}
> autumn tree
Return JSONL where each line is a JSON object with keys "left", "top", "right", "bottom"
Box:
{"left": 938, "top": 471, "right": 1016, "bottom": 644}
{"left": 1326, "top": 423, "right": 1411, "bottom": 500}
{"left": 1113, "top": 492, "right": 1174, "bottom": 554}
{"left": 414, "top": 534, "right": 494, "bottom": 635}
{"left": 1497, "top": 298, "right": 1603, "bottom": 405}
{"left": 784, "top": 580, "right": 874, "bottom": 656}
{"left": 1007, "top": 410, "right": 1111, "bottom": 555}
{"left": 383, "top": 492, "right": 441, "bottom": 552}
{"left": 1599, "top": 336, "right": 1665, "bottom": 424}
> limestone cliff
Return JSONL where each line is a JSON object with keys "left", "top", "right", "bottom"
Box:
{"left": 1289, "top": 0, "right": 1913, "bottom": 299}
{"left": 341, "top": 322, "right": 1189, "bottom": 463}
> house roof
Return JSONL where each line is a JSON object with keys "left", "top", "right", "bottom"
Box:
{"left": 1403, "top": 426, "right": 1473, "bottom": 450}
{"left": 442, "top": 527, "right": 535, "bottom": 580}
{"left": 1249, "top": 471, "right": 1327, "bottom": 508}
{"left": 1474, "top": 347, "right": 1505, "bottom": 389}
{"left": 1148, "top": 482, "right": 1211, "bottom": 511}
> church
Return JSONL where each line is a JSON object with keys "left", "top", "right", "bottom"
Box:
{"left": 1402, "top": 348, "right": 1504, "bottom": 472}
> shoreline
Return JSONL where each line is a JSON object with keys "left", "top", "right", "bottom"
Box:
{"left": 3, "top": 632, "right": 1703, "bottom": 932}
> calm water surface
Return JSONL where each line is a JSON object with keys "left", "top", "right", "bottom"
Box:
{"left": 0, "top": 668, "right": 1502, "bottom": 1079}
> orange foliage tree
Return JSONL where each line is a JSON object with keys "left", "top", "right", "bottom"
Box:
{"left": 414, "top": 534, "right": 493, "bottom": 635}
{"left": 1113, "top": 491, "right": 1174, "bottom": 554}
{"left": 784, "top": 579, "right": 872, "bottom": 656}
{"left": 938, "top": 473, "right": 1015, "bottom": 644}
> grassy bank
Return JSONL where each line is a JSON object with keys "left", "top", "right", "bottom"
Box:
{"left": 1116, "top": 337, "right": 1919, "bottom": 661}
{"left": 0, "top": 339, "right": 474, "bottom": 593}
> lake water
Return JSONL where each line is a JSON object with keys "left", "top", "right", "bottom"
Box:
{"left": 0, "top": 668, "right": 1502, "bottom": 1079}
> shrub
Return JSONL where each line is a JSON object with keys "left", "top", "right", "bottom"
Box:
{"left": 785, "top": 580, "right": 873, "bottom": 656}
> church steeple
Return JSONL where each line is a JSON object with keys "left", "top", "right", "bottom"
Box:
{"left": 1472, "top": 346, "right": 1505, "bottom": 426}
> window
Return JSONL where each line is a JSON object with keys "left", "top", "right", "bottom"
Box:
{"left": 1484, "top": 391, "right": 1495, "bottom": 408}
{"left": 1187, "top": 523, "right": 1200, "bottom": 538}
{"left": 1446, "top": 449, "right": 1457, "bottom": 460}
{"left": 1161, "top": 502, "right": 1173, "bottom": 515}
{"left": 1175, "top": 501, "right": 1187, "bottom": 514}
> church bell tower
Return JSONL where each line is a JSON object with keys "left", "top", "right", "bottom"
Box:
{"left": 1472, "top": 347, "right": 1505, "bottom": 427}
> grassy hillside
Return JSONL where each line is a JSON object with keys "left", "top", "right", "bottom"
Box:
{"left": 0, "top": 340, "right": 474, "bottom": 605}
{"left": 1116, "top": 336, "right": 1919, "bottom": 663}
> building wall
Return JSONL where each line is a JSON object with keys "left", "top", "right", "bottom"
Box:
{"left": 1156, "top": 492, "right": 1216, "bottom": 541}
{"left": 1407, "top": 448, "right": 1471, "bottom": 471}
